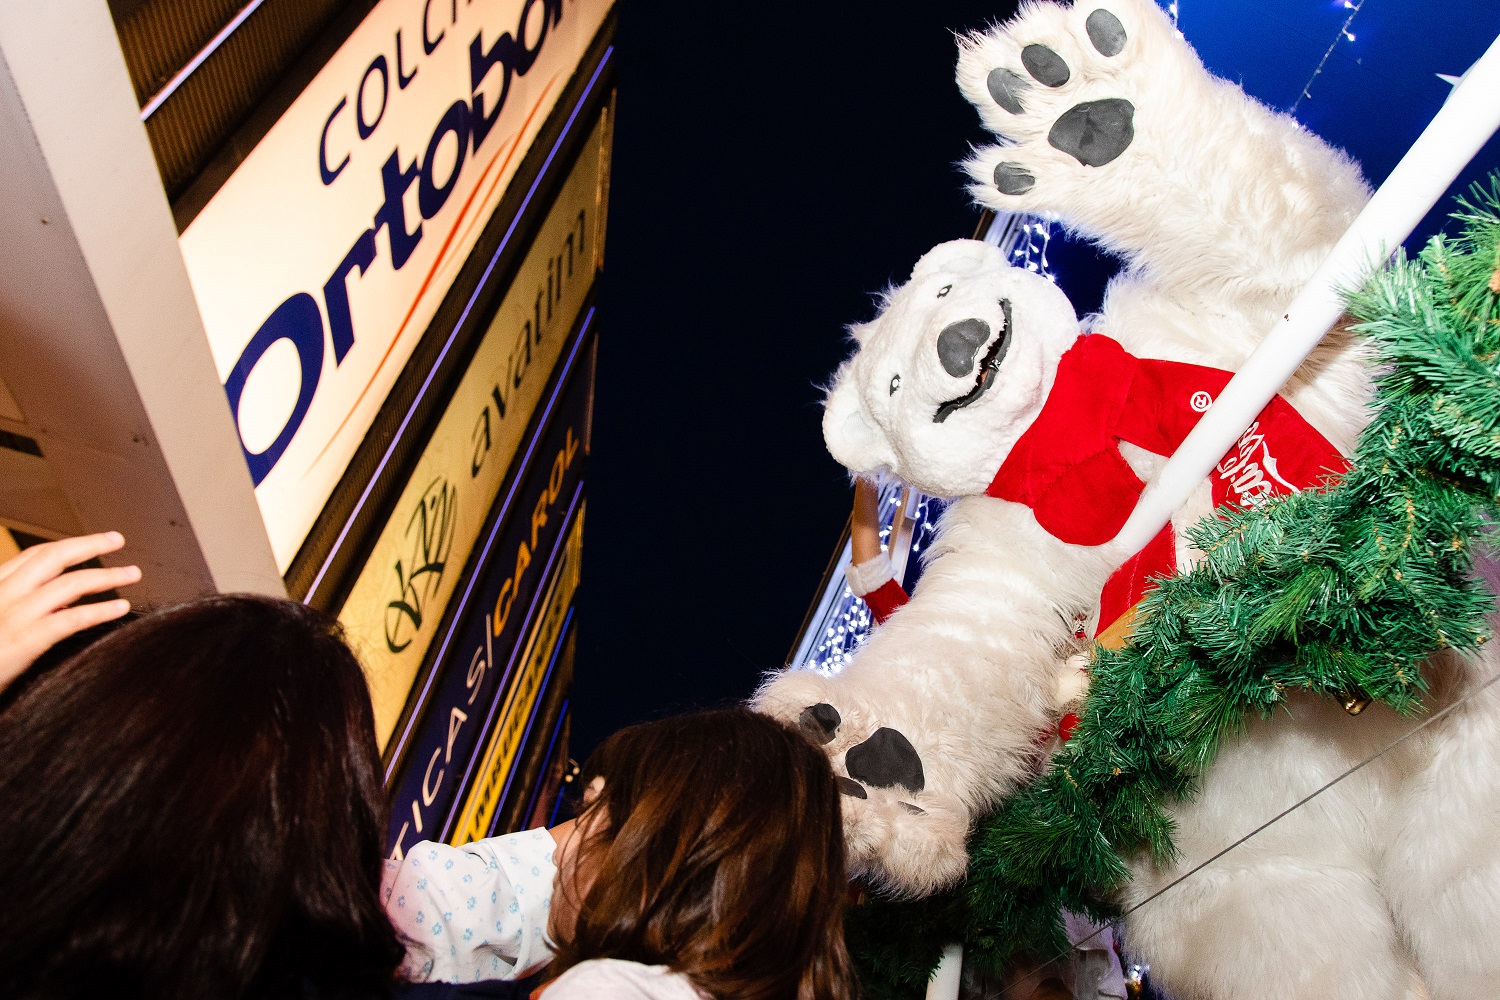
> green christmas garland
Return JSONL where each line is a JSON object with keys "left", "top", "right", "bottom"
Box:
{"left": 848, "top": 178, "right": 1500, "bottom": 998}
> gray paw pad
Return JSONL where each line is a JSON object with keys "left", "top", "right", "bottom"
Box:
{"left": 986, "top": 67, "right": 1030, "bottom": 114}
{"left": 799, "top": 703, "right": 841, "bottom": 745}
{"left": 1021, "top": 44, "right": 1070, "bottom": 87}
{"left": 1048, "top": 98, "right": 1135, "bottom": 166}
{"left": 837, "top": 776, "right": 868, "bottom": 799}
{"left": 993, "top": 162, "right": 1036, "bottom": 195}
{"left": 1086, "top": 9, "right": 1127, "bottom": 56}
{"left": 846, "top": 727, "right": 925, "bottom": 793}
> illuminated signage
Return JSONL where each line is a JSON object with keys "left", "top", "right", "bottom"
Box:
{"left": 385, "top": 342, "right": 590, "bottom": 858}
{"left": 335, "top": 113, "right": 607, "bottom": 746}
{"left": 451, "top": 506, "right": 582, "bottom": 845}
{"left": 179, "top": 0, "right": 612, "bottom": 570}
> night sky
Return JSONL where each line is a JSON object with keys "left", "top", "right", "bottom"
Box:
{"left": 571, "top": 1, "right": 1024, "bottom": 756}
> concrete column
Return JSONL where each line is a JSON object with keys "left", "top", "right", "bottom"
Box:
{"left": 0, "top": 1, "right": 282, "bottom": 602}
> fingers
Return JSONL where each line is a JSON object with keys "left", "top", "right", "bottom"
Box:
{"left": 0, "top": 531, "right": 137, "bottom": 695}
{"left": 0, "top": 596, "right": 132, "bottom": 694}
{"left": 0, "top": 531, "right": 127, "bottom": 592}
{"left": 21, "top": 564, "right": 142, "bottom": 621}
{"left": 26, "top": 597, "right": 133, "bottom": 655}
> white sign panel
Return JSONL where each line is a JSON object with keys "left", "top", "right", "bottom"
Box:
{"left": 179, "top": 0, "right": 611, "bottom": 570}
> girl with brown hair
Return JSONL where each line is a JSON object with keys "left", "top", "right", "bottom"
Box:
{"left": 387, "top": 707, "right": 857, "bottom": 1000}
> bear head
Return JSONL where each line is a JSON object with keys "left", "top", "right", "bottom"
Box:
{"left": 823, "top": 239, "right": 1080, "bottom": 497}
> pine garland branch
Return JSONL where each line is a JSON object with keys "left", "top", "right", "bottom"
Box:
{"left": 848, "top": 176, "right": 1500, "bottom": 995}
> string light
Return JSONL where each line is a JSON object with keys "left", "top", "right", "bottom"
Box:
{"left": 1291, "top": 0, "right": 1365, "bottom": 113}
{"left": 1009, "top": 219, "right": 1056, "bottom": 279}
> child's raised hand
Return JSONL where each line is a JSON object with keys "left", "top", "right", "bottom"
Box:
{"left": 0, "top": 531, "right": 139, "bottom": 693}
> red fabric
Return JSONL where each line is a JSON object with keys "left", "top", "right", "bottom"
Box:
{"left": 1098, "top": 526, "right": 1175, "bottom": 633}
{"left": 989, "top": 334, "right": 1346, "bottom": 631}
{"left": 862, "top": 578, "right": 909, "bottom": 625}
{"left": 1057, "top": 712, "right": 1080, "bottom": 742}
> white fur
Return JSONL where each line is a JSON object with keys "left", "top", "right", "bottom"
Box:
{"left": 758, "top": 0, "right": 1500, "bottom": 995}
{"left": 758, "top": 499, "right": 1115, "bottom": 893}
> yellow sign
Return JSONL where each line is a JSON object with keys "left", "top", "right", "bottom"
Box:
{"left": 339, "top": 113, "right": 609, "bottom": 748}
{"left": 452, "top": 504, "right": 584, "bottom": 844}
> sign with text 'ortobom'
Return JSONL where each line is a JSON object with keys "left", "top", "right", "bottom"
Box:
{"left": 178, "top": 0, "right": 611, "bottom": 570}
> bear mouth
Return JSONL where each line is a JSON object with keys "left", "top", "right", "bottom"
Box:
{"left": 933, "top": 299, "right": 1013, "bottom": 424}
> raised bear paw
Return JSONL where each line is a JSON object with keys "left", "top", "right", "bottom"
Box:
{"left": 956, "top": 0, "right": 1206, "bottom": 223}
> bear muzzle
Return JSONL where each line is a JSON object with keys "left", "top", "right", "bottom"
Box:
{"left": 934, "top": 298, "right": 1014, "bottom": 423}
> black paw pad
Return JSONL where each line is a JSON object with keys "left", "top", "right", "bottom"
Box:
{"left": 937, "top": 318, "right": 992, "bottom": 377}
{"left": 986, "top": 67, "right": 1029, "bottom": 114}
{"left": 1048, "top": 98, "right": 1135, "bottom": 166}
{"left": 837, "top": 776, "right": 868, "bottom": 799}
{"left": 1086, "top": 9, "right": 1127, "bottom": 56}
{"left": 993, "top": 162, "right": 1036, "bottom": 195}
{"left": 846, "top": 727, "right": 925, "bottom": 793}
{"left": 799, "top": 703, "right": 841, "bottom": 745}
{"left": 1021, "top": 44, "right": 1070, "bottom": 87}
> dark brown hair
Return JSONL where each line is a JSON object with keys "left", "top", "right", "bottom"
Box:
{"left": 550, "top": 707, "right": 856, "bottom": 1000}
{"left": 0, "top": 594, "right": 403, "bottom": 999}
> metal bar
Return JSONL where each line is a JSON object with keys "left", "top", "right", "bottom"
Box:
{"left": 1110, "top": 32, "right": 1500, "bottom": 556}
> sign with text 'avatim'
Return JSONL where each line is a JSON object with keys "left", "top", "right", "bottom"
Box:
{"left": 384, "top": 338, "right": 590, "bottom": 856}
{"left": 337, "top": 111, "right": 606, "bottom": 747}
{"left": 179, "top": 0, "right": 611, "bottom": 571}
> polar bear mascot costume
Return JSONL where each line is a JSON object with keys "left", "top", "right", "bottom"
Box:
{"left": 755, "top": 1, "right": 1500, "bottom": 998}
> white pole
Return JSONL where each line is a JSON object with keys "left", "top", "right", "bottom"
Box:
{"left": 1110, "top": 32, "right": 1500, "bottom": 556}
{"left": 925, "top": 943, "right": 964, "bottom": 1000}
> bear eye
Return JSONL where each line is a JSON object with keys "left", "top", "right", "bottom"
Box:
{"left": 889, "top": 374, "right": 902, "bottom": 395}
{"left": 937, "top": 285, "right": 952, "bottom": 298}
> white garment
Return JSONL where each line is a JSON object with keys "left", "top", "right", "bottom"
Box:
{"left": 544, "top": 959, "right": 705, "bottom": 999}
{"left": 382, "top": 827, "right": 558, "bottom": 984}
{"left": 382, "top": 827, "right": 706, "bottom": 998}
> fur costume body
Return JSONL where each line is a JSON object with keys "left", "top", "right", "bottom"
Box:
{"left": 755, "top": 1, "right": 1500, "bottom": 997}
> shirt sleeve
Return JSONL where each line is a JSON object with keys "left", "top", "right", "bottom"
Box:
{"left": 845, "top": 551, "right": 896, "bottom": 597}
{"left": 382, "top": 827, "right": 558, "bottom": 984}
{"left": 845, "top": 553, "right": 910, "bottom": 625}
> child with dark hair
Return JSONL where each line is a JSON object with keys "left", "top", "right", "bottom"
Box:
{"left": 386, "top": 708, "right": 857, "bottom": 1000}
{"left": 0, "top": 587, "right": 404, "bottom": 999}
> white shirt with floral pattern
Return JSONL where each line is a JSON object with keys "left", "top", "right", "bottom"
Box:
{"left": 382, "top": 827, "right": 558, "bottom": 984}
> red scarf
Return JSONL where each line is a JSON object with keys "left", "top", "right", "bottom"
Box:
{"left": 989, "top": 334, "right": 1347, "bottom": 631}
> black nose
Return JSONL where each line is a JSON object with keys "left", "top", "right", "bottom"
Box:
{"left": 937, "top": 318, "right": 991, "bottom": 377}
